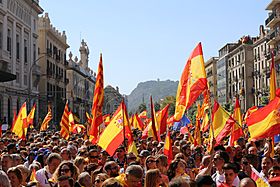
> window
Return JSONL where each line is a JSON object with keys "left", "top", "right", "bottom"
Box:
{"left": 33, "top": 43, "right": 36, "bottom": 62}
{"left": 0, "top": 23, "right": 2, "bottom": 49}
{"left": 7, "top": 29, "right": 11, "bottom": 53}
{"left": 16, "top": 72, "right": 19, "bottom": 83}
{"left": 16, "top": 34, "right": 20, "bottom": 60}
{"left": 24, "top": 39, "right": 27, "bottom": 63}
{"left": 24, "top": 75, "right": 27, "bottom": 85}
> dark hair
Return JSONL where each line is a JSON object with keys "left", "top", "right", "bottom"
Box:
{"left": 169, "top": 177, "right": 190, "bottom": 187}
{"left": 167, "top": 159, "right": 187, "bottom": 181}
{"left": 196, "top": 175, "right": 215, "bottom": 187}
{"left": 46, "top": 153, "right": 62, "bottom": 165}
{"left": 223, "top": 163, "right": 239, "bottom": 173}
{"left": 7, "top": 167, "right": 23, "bottom": 183}
{"left": 57, "top": 176, "right": 74, "bottom": 187}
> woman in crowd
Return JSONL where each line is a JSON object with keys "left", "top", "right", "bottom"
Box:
{"left": 7, "top": 167, "right": 23, "bottom": 187}
{"left": 52, "top": 161, "right": 80, "bottom": 185}
{"left": 144, "top": 155, "right": 157, "bottom": 171}
{"left": 144, "top": 169, "right": 165, "bottom": 187}
{"left": 167, "top": 158, "right": 188, "bottom": 181}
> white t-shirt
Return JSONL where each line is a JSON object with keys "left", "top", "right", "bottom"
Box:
{"left": 212, "top": 171, "right": 240, "bottom": 187}
{"left": 35, "top": 167, "right": 53, "bottom": 187}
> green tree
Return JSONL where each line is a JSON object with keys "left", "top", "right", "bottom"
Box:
{"left": 160, "top": 96, "right": 176, "bottom": 116}
{"left": 222, "top": 102, "right": 233, "bottom": 113}
{"left": 137, "top": 103, "right": 147, "bottom": 114}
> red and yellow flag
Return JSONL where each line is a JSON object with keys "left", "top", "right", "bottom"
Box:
{"left": 251, "top": 165, "right": 269, "bottom": 187}
{"left": 89, "top": 54, "right": 104, "bottom": 143}
{"left": 270, "top": 51, "right": 276, "bottom": 101}
{"left": 12, "top": 102, "right": 27, "bottom": 139}
{"left": 27, "top": 104, "right": 36, "bottom": 128}
{"left": 211, "top": 101, "right": 236, "bottom": 145}
{"left": 229, "top": 98, "right": 244, "bottom": 146}
{"left": 132, "top": 113, "right": 144, "bottom": 131}
{"left": 139, "top": 110, "right": 147, "bottom": 119}
{"left": 174, "top": 43, "right": 208, "bottom": 121}
{"left": 247, "top": 97, "right": 280, "bottom": 140}
{"left": 156, "top": 104, "right": 169, "bottom": 135}
{"left": 194, "top": 108, "right": 202, "bottom": 146}
{"left": 163, "top": 130, "right": 173, "bottom": 164}
{"left": 103, "top": 114, "right": 111, "bottom": 126}
{"left": 60, "top": 101, "right": 74, "bottom": 140}
{"left": 40, "top": 106, "right": 52, "bottom": 131}
{"left": 150, "top": 96, "right": 159, "bottom": 141}
{"left": 97, "top": 102, "right": 129, "bottom": 156}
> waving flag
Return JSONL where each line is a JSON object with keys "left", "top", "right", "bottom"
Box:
{"left": 150, "top": 96, "right": 159, "bottom": 141}
{"left": 229, "top": 98, "right": 244, "bottom": 146}
{"left": 163, "top": 130, "right": 173, "bottom": 164}
{"left": 40, "top": 106, "right": 52, "bottom": 131}
{"left": 60, "top": 101, "right": 74, "bottom": 140}
{"left": 89, "top": 54, "right": 104, "bottom": 143}
{"left": 139, "top": 110, "right": 147, "bottom": 119}
{"left": 27, "top": 104, "right": 36, "bottom": 128}
{"left": 132, "top": 113, "right": 144, "bottom": 130}
{"left": 173, "top": 115, "right": 191, "bottom": 131}
{"left": 12, "top": 102, "right": 27, "bottom": 139}
{"left": 174, "top": 43, "right": 208, "bottom": 121}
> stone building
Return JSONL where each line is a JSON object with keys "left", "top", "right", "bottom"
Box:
{"left": 103, "top": 85, "right": 124, "bottom": 115}
{"left": 205, "top": 57, "right": 218, "bottom": 103}
{"left": 37, "top": 12, "right": 69, "bottom": 125}
{"left": 0, "top": 0, "right": 43, "bottom": 125}
{"left": 66, "top": 40, "right": 95, "bottom": 123}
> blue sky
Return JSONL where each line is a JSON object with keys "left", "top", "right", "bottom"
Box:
{"left": 40, "top": 0, "right": 270, "bottom": 95}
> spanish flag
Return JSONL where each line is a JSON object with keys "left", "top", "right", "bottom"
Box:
{"left": 60, "top": 101, "right": 74, "bottom": 140}
{"left": 211, "top": 101, "right": 236, "bottom": 145}
{"left": 27, "top": 104, "right": 36, "bottom": 128}
{"left": 12, "top": 102, "right": 27, "bottom": 139}
{"left": 132, "top": 113, "right": 144, "bottom": 130}
{"left": 163, "top": 130, "right": 173, "bottom": 164}
{"left": 40, "top": 106, "right": 52, "bottom": 131}
{"left": 139, "top": 110, "right": 147, "bottom": 119}
{"left": 97, "top": 101, "right": 129, "bottom": 156}
{"left": 103, "top": 114, "right": 111, "bottom": 126}
{"left": 247, "top": 96, "right": 280, "bottom": 140}
{"left": 156, "top": 104, "right": 169, "bottom": 135}
{"left": 150, "top": 96, "right": 159, "bottom": 141}
{"left": 89, "top": 54, "right": 104, "bottom": 143}
{"left": 229, "top": 98, "right": 244, "bottom": 146}
{"left": 270, "top": 50, "right": 276, "bottom": 101}
{"left": 174, "top": 43, "right": 208, "bottom": 121}
{"left": 251, "top": 165, "right": 269, "bottom": 187}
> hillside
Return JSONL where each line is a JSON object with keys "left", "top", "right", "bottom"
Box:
{"left": 127, "top": 79, "right": 178, "bottom": 113}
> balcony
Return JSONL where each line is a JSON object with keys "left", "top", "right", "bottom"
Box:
{"left": 267, "top": 30, "right": 280, "bottom": 45}
{"left": 265, "top": 12, "right": 280, "bottom": 28}
{"left": 0, "top": 50, "right": 11, "bottom": 72}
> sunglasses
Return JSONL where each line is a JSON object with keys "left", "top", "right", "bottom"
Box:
{"left": 90, "top": 155, "right": 99, "bottom": 159}
{"left": 242, "top": 161, "right": 249, "bottom": 165}
{"left": 147, "top": 160, "right": 156, "bottom": 164}
{"left": 95, "top": 179, "right": 105, "bottom": 183}
{"left": 61, "top": 168, "right": 70, "bottom": 173}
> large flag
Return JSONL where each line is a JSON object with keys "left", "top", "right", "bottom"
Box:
{"left": 174, "top": 43, "right": 208, "bottom": 121}
{"left": 97, "top": 102, "right": 130, "bottom": 156}
{"left": 244, "top": 106, "right": 258, "bottom": 124}
{"left": 156, "top": 104, "right": 169, "bottom": 135}
{"left": 89, "top": 54, "right": 104, "bottom": 143}
{"left": 27, "top": 104, "right": 36, "bottom": 128}
{"left": 12, "top": 102, "right": 27, "bottom": 139}
{"left": 150, "top": 96, "right": 159, "bottom": 141}
{"left": 229, "top": 98, "right": 244, "bottom": 146}
{"left": 132, "top": 113, "right": 144, "bottom": 131}
{"left": 60, "top": 101, "right": 74, "bottom": 140}
{"left": 211, "top": 101, "right": 236, "bottom": 145}
{"left": 270, "top": 51, "right": 276, "bottom": 101}
{"left": 40, "top": 106, "right": 52, "bottom": 131}
{"left": 163, "top": 130, "right": 173, "bottom": 164}
{"left": 247, "top": 97, "right": 280, "bottom": 140}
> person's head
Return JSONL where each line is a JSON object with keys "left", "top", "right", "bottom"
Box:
{"left": 60, "top": 148, "right": 71, "bottom": 161}
{"left": 248, "top": 146, "right": 258, "bottom": 155}
{"left": 46, "top": 153, "right": 62, "bottom": 174}
{"left": 138, "top": 150, "right": 150, "bottom": 166}
{"left": 103, "top": 161, "right": 119, "bottom": 177}
{"left": 125, "top": 165, "right": 143, "bottom": 187}
{"left": 145, "top": 156, "right": 157, "bottom": 170}
{"left": 169, "top": 177, "right": 190, "bottom": 187}
{"left": 88, "top": 149, "right": 99, "bottom": 164}
{"left": 11, "top": 154, "right": 23, "bottom": 166}
{"left": 268, "top": 166, "right": 280, "bottom": 179}
{"left": 213, "top": 151, "right": 229, "bottom": 170}
{"left": 74, "top": 156, "right": 86, "bottom": 173}
{"left": 15, "top": 165, "right": 29, "bottom": 185}
{"left": 261, "top": 156, "right": 273, "bottom": 176}
{"left": 181, "top": 144, "right": 191, "bottom": 157}
{"left": 116, "top": 146, "right": 125, "bottom": 158}
{"left": 144, "top": 169, "right": 162, "bottom": 187}
{"left": 78, "top": 172, "right": 92, "bottom": 187}
{"left": 239, "top": 177, "right": 257, "bottom": 187}
{"left": 101, "top": 178, "right": 122, "bottom": 187}
{"left": 7, "top": 167, "right": 22, "bottom": 187}
{"left": 195, "top": 175, "right": 215, "bottom": 187}
{"left": 167, "top": 159, "right": 187, "bottom": 181}
{"left": 240, "top": 157, "right": 252, "bottom": 177}
{"left": 7, "top": 144, "right": 17, "bottom": 154}
{"left": 0, "top": 170, "right": 11, "bottom": 187}
{"left": 156, "top": 154, "right": 168, "bottom": 174}
{"left": 57, "top": 176, "right": 74, "bottom": 187}
{"left": 200, "top": 155, "right": 211, "bottom": 168}
{"left": 223, "top": 163, "right": 238, "bottom": 186}
{"left": 53, "top": 161, "right": 80, "bottom": 181}
{"left": 1, "top": 154, "right": 13, "bottom": 173}
{"left": 93, "top": 173, "right": 109, "bottom": 187}
{"left": 126, "top": 152, "right": 137, "bottom": 164}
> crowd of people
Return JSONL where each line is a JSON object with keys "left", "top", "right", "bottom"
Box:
{"left": 0, "top": 127, "right": 280, "bottom": 187}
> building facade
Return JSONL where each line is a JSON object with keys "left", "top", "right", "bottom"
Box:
{"left": 266, "top": 1, "right": 280, "bottom": 89}
{"left": 66, "top": 40, "right": 95, "bottom": 123}
{"left": 205, "top": 57, "right": 218, "bottom": 103}
{"left": 217, "top": 43, "right": 237, "bottom": 104}
{"left": 227, "top": 37, "right": 255, "bottom": 112}
{"left": 252, "top": 25, "right": 271, "bottom": 106}
{"left": 37, "top": 12, "right": 69, "bottom": 126}
{"left": 103, "top": 85, "right": 123, "bottom": 115}
{"left": 0, "top": 0, "right": 43, "bottom": 125}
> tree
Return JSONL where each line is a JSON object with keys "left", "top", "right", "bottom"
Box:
{"left": 154, "top": 102, "right": 161, "bottom": 112}
{"left": 137, "top": 103, "right": 147, "bottom": 114}
{"left": 160, "top": 96, "right": 176, "bottom": 116}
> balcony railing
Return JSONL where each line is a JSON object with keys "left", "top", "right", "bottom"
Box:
{"left": 266, "top": 12, "right": 276, "bottom": 26}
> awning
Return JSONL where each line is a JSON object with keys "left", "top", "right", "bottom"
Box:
{"left": 0, "top": 70, "right": 16, "bottom": 82}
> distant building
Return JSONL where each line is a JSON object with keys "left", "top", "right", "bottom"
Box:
{"left": 66, "top": 40, "right": 95, "bottom": 123}
{"left": 37, "top": 13, "right": 69, "bottom": 125}
{"left": 0, "top": 0, "right": 43, "bottom": 125}
{"left": 227, "top": 36, "right": 256, "bottom": 112}
{"left": 205, "top": 57, "right": 218, "bottom": 103}
{"left": 252, "top": 25, "right": 270, "bottom": 106}
{"left": 217, "top": 43, "right": 237, "bottom": 105}
{"left": 103, "top": 85, "right": 123, "bottom": 115}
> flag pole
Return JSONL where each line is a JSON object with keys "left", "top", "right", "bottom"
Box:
{"left": 122, "top": 100, "right": 127, "bottom": 152}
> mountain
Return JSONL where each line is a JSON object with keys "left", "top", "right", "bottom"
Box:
{"left": 127, "top": 79, "right": 178, "bottom": 113}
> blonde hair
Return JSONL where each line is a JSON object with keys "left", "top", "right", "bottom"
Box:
{"left": 144, "top": 169, "right": 161, "bottom": 187}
